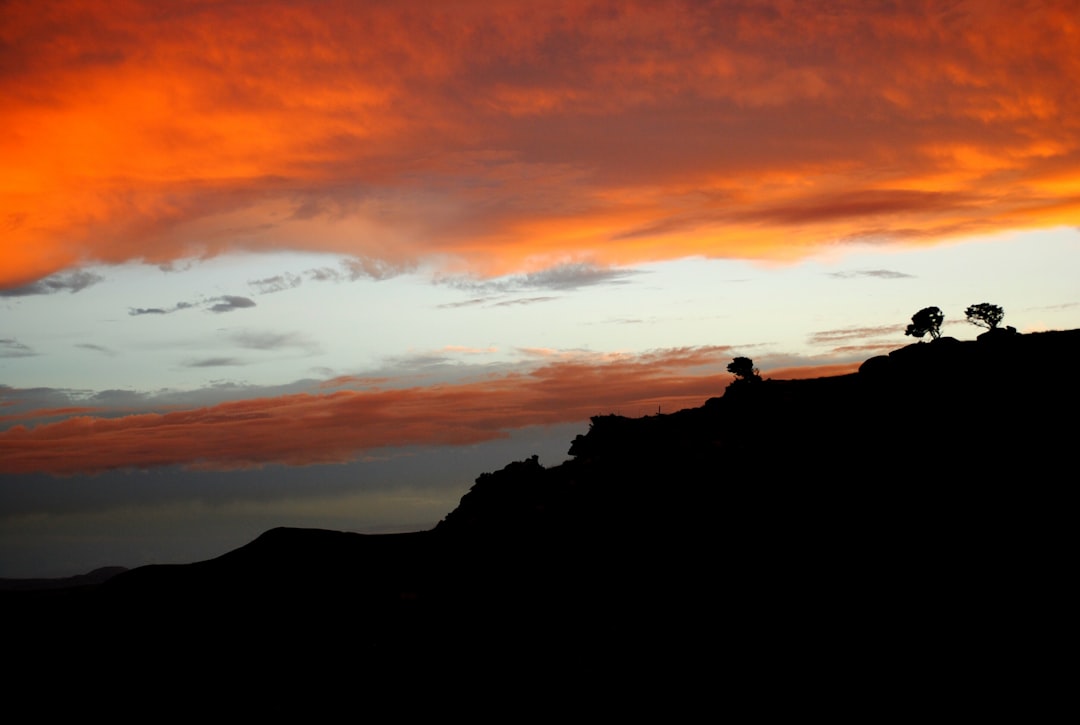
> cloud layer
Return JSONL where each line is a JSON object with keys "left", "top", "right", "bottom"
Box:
{"left": 1, "top": 347, "right": 865, "bottom": 475}
{"left": 3, "top": 0, "right": 1079, "bottom": 288}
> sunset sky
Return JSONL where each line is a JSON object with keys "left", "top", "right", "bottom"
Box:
{"left": 3, "top": 0, "right": 1079, "bottom": 577}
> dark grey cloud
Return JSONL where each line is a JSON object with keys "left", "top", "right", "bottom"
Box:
{"left": 185, "top": 357, "right": 246, "bottom": 367}
{"left": 493, "top": 296, "right": 558, "bottom": 307}
{"left": 828, "top": 269, "right": 915, "bottom": 280}
{"left": 128, "top": 301, "right": 195, "bottom": 316}
{"left": 249, "top": 273, "right": 303, "bottom": 294}
{"left": 0, "top": 270, "right": 104, "bottom": 297}
{"left": 437, "top": 298, "right": 490, "bottom": 309}
{"left": 521, "top": 263, "right": 642, "bottom": 290}
{"left": 76, "top": 343, "right": 115, "bottom": 356}
{"left": 230, "top": 330, "right": 320, "bottom": 354}
{"left": 304, "top": 257, "right": 414, "bottom": 285}
{"left": 89, "top": 389, "right": 148, "bottom": 405}
{"left": 448, "top": 262, "right": 643, "bottom": 296}
{"left": 306, "top": 267, "right": 341, "bottom": 283}
{"left": 1, "top": 378, "right": 327, "bottom": 427}
{"left": 0, "top": 338, "right": 36, "bottom": 358}
{"left": 208, "top": 296, "right": 256, "bottom": 313}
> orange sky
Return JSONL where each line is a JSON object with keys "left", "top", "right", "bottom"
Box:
{"left": 6, "top": 1, "right": 1080, "bottom": 578}
{"left": 4, "top": 0, "right": 1079, "bottom": 288}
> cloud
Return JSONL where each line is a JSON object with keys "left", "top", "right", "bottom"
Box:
{"left": 0, "top": 345, "right": 749, "bottom": 475}
{"left": 759, "top": 362, "right": 863, "bottom": 381}
{"left": 340, "top": 257, "right": 413, "bottom": 281}
{"left": 0, "top": 271, "right": 103, "bottom": 297}
{"left": 185, "top": 357, "right": 246, "bottom": 368}
{"left": 249, "top": 273, "right": 302, "bottom": 294}
{"left": 827, "top": 270, "right": 915, "bottom": 280}
{"left": 809, "top": 326, "right": 903, "bottom": 345}
{"left": 493, "top": 296, "right": 558, "bottom": 307}
{"left": 0, "top": 339, "right": 36, "bottom": 358}
{"left": 302, "top": 257, "right": 414, "bottom": 285}
{"left": 820, "top": 343, "right": 901, "bottom": 357}
{"left": 5, "top": 1, "right": 1078, "bottom": 288}
{"left": 128, "top": 301, "right": 195, "bottom": 316}
{"left": 230, "top": 330, "right": 320, "bottom": 355}
{"left": 441, "top": 346, "right": 498, "bottom": 355}
{"left": 208, "top": 296, "right": 256, "bottom": 313}
{"left": 518, "top": 263, "right": 643, "bottom": 291}
{"left": 450, "top": 262, "right": 642, "bottom": 295}
{"left": 437, "top": 298, "right": 490, "bottom": 309}
{"left": 75, "top": 343, "right": 115, "bottom": 356}
{"left": 739, "top": 190, "right": 984, "bottom": 228}
{"left": 129, "top": 296, "right": 252, "bottom": 315}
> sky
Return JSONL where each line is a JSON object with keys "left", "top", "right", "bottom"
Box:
{"left": 2, "top": 0, "right": 1079, "bottom": 577}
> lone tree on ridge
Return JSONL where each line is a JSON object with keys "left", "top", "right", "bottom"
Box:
{"left": 965, "top": 303, "right": 1004, "bottom": 330}
{"left": 727, "top": 357, "right": 761, "bottom": 383}
{"left": 905, "top": 306, "right": 944, "bottom": 340}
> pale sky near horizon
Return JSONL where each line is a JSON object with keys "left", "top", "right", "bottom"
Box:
{"left": 2, "top": 0, "right": 1079, "bottom": 577}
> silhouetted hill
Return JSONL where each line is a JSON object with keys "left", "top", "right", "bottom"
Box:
{"left": 0, "top": 566, "right": 126, "bottom": 592}
{"left": 6, "top": 330, "right": 1075, "bottom": 698}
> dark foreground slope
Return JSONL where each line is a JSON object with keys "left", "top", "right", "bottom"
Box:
{"left": 5, "top": 330, "right": 1076, "bottom": 697}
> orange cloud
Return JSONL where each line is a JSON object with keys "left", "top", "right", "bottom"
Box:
{"left": 763, "top": 362, "right": 862, "bottom": 381}
{"left": 0, "top": 348, "right": 873, "bottom": 476}
{"left": 0, "top": 347, "right": 732, "bottom": 474}
{"left": 3, "top": 0, "right": 1079, "bottom": 287}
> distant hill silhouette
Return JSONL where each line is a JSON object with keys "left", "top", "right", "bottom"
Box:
{"left": 0, "top": 566, "right": 126, "bottom": 592}
{"left": 5, "top": 330, "right": 1075, "bottom": 700}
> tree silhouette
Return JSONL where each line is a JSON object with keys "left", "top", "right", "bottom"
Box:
{"left": 965, "top": 303, "right": 1004, "bottom": 330}
{"left": 727, "top": 357, "right": 761, "bottom": 383}
{"left": 905, "top": 306, "right": 944, "bottom": 340}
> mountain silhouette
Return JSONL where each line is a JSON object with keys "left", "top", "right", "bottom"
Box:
{"left": 4, "top": 330, "right": 1074, "bottom": 700}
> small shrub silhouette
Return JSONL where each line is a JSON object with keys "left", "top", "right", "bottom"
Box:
{"left": 965, "top": 303, "right": 1004, "bottom": 330}
{"left": 905, "top": 306, "right": 944, "bottom": 340}
{"left": 727, "top": 357, "right": 761, "bottom": 383}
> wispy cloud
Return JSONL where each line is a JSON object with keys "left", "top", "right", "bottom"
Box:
{"left": 809, "top": 325, "right": 901, "bottom": 345}
{"left": 0, "top": 271, "right": 103, "bottom": 297}
{"left": 230, "top": 330, "right": 320, "bottom": 355}
{"left": 824, "top": 343, "right": 902, "bottom": 356}
{"left": 75, "top": 343, "right": 115, "bottom": 356}
{"left": 0, "top": 339, "right": 36, "bottom": 358}
{"left": 517, "top": 264, "right": 644, "bottom": 291}
{"left": 128, "top": 301, "right": 195, "bottom": 316}
{"left": 449, "top": 262, "right": 643, "bottom": 295}
{"left": 828, "top": 270, "right": 915, "bottom": 280}
{"left": 437, "top": 298, "right": 490, "bottom": 310}
{"left": 441, "top": 346, "right": 498, "bottom": 355}
{"left": 492, "top": 296, "right": 558, "bottom": 307}
{"left": 249, "top": 254, "right": 416, "bottom": 298}
{"left": 249, "top": 273, "right": 302, "bottom": 295}
{"left": 184, "top": 357, "right": 246, "bottom": 368}
{"left": 129, "top": 296, "right": 256, "bottom": 315}
{"left": 303, "top": 257, "right": 414, "bottom": 285}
